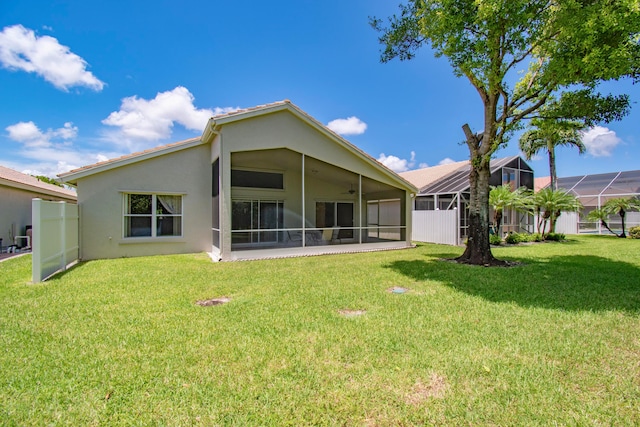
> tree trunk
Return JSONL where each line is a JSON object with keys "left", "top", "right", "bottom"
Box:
{"left": 599, "top": 219, "right": 617, "bottom": 236}
{"left": 548, "top": 145, "right": 557, "bottom": 191}
{"left": 455, "top": 157, "right": 507, "bottom": 266}
{"left": 548, "top": 147, "right": 558, "bottom": 233}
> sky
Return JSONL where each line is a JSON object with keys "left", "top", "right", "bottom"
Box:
{"left": 1, "top": 0, "right": 639, "bottom": 181}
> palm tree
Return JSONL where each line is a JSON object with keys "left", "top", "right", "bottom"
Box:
{"left": 585, "top": 208, "right": 618, "bottom": 236}
{"left": 519, "top": 119, "right": 585, "bottom": 191}
{"left": 489, "top": 184, "right": 528, "bottom": 236}
{"left": 530, "top": 188, "right": 582, "bottom": 239}
{"left": 602, "top": 197, "right": 640, "bottom": 238}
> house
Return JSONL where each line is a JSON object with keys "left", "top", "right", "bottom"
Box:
{"left": 0, "top": 165, "right": 77, "bottom": 251}
{"left": 400, "top": 156, "right": 534, "bottom": 242}
{"left": 543, "top": 169, "right": 640, "bottom": 234}
{"left": 59, "top": 100, "right": 417, "bottom": 261}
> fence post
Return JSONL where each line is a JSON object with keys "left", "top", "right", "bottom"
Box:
{"left": 32, "top": 198, "right": 42, "bottom": 283}
{"left": 60, "top": 201, "right": 67, "bottom": 271}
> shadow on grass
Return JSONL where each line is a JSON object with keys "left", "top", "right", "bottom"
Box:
{"left": 386, "top": 254, "right": 640, "bottom": 312}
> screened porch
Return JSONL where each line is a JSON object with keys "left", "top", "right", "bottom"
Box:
{"left": 212, "top": 148, "right": 409, "bottom": 257}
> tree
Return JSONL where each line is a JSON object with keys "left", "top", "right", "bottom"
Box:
{"left": 602, "top": 197, "right": 640, "bottom": 238}
{"left": 519, "top": 94, "right": 630, "bottom": 192}
{"left": 371, "top": 0, "right": 639, "bottom": 265}
{"left": 489, "top": 184, "right": 527, "bottom": 236}
{"left": 33, "top": 175, "right": 64, "bottom": 188}
{"left": 519, "top": 119, "right": 585, "bottom": 192}
{"left": 530, "top": 188, "right": 582, "bottom": 239}
{"left": 585, "top": 207, "right": 618, "bottom": 236}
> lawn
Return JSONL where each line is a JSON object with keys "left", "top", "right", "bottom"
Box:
{"left": 1, "top": 235, "right": 639, "bottom": 425}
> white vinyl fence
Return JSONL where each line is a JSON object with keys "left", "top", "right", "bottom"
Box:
{"left": 32, "top": 199, "right": 79, "bottom": 283}
{"left": 553, "top": 211, "right": 580, "bottom": 235}
{"left": 412, "top": 210, "right": 459, "bottom": 246}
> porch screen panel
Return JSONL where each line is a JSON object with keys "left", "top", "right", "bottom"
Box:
{"left": 232, "top": 201, "right": 252, "bottom": 244}
{"left": 337, "top": 203, "right": 354, "bottom": 238}
{"left": 379, "top": 199, "right": 401, "bottom": 240}
{"left": 367, "top": 201, "right": 379, "bottom": 238}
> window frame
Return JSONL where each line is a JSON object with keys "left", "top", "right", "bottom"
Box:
{"left": 122, "top": 192, "right": 184, "bottom": 239}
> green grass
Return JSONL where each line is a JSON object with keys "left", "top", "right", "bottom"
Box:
{"left": 1, "top": 235, "right": 639, "bottom": 425}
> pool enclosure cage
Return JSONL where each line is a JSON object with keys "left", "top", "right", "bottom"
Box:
{"left": 551, "top": 170, "right": 640, "bottom": 234}
{"left": 413, "top": 156, "right": 535, "bottom": 242}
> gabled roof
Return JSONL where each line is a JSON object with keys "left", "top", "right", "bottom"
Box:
{"left": 60, "top": 100, "right": 417, "bottom": 193}
{"left": 202, "top": 100, "right": 417, "bottom": 192}
{"left": 401, "top": 155, "right": 527, "bottom": 195}
{"left": 0, "top": 165, "right": 77, "bottom": 200}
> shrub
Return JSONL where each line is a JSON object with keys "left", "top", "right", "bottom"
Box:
{"left": 545, "top": 232, "right": 566, "bottom": 241}
{"left": 528, "top": 233, "right": 543, "bottom": 242}
{"left": 505, "top": 232, "right": 524, "bottom": 244}
{"left": 490, "top": 234, "right": 502, "bottom": 245}
{"left": 629, "top": 226, "right": 640, "bottom": 239}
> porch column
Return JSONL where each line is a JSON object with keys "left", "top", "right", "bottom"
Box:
{"left": 302, "top": 154, "right": 306, "bottom": 247}
{"left": 358, "top": 174, "right": 362, "bottom": 244}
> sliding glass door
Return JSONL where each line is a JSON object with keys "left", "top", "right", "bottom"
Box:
{"left": 232, "top": 200, "right": 284, "bottom": 245}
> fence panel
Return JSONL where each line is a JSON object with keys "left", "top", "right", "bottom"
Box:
{"left": 554, "top": 211, "right": 579, "bottom": 235}
{"left": 412, "top": 210, "right": 459, "bottom": 246}
{"left": 32, "top": 199, "right": 79, "bottom": 282}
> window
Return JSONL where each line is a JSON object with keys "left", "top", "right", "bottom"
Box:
{"left": 502, "top": 168, "right": 518, "bottom": 191}
{"left": 231, "top": 200, "right": 284, "bottom": 244}
{"left": 231, "top": 169, "right": 284, "bottom": 189}
{"left": 124, "top": 194, "right": 182, "bottom": 238}
{"left": 316, "top": 202, "right": 354, "bottom": 238}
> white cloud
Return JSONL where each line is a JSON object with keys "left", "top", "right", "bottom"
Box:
{"left": 6, "top": 121, "right": 77, "bottom": 148}
{"left": 102, "top": 86, "right": 216, "bottom": 144}
{"left": 5, "top": 120, "right": 118, "bottom": 177}
{"left": 419, "top": 162, "right": 429, "bottom": 169}
{"left": 581, "top": 126, "right": 622, "bottom": 157}
{"left": 0, "top": 24, "right": 104, "bottom": 91}
{"left": 326, "top": 116, "right": 367, "bottom": 136}
{"left": 378, "top": 151, "right": 416, "bottom": 173}
{"left": 438, "top": 157, "right": 457, "bottom": 165}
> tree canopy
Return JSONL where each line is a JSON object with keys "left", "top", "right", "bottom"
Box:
{"left": 372, "top": 0, "right": 639, "bottom": 265}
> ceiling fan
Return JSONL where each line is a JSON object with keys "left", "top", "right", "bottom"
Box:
{"left": 342, "top": 184, "right": 357, "bottom": 195}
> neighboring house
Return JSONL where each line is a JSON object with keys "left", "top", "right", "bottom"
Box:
{"left": 0, "top": 165, "right": 77, "bottom": 250}
{"left": 59, "top": 100, "right": 417, "bottom": 261}
{"left": 400, "top": 156, "right": 535, "bottom": 242}
{"left": 543, "top": 169, "right": 640, "bottom": 234}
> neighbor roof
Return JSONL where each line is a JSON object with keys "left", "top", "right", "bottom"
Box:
{"left": 399, "top": 160, "right": 469, "bottom": 192}
{"left": 0, "top": 165, "right": 77, "bottom": 200}
{"left": 401, "top": 156, "right": 528, "bottom": 195}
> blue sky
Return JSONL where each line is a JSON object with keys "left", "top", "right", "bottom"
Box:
{"left": 1, "top": 0, "right": 638, "bottom": 180}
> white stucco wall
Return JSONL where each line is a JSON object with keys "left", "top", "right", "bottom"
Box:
{"left": 74, "top": 143, "right": 212, "bottom": 260}
{"left": 216, "top": 110, "right": 413, "bottom": 258}
{"left": 0, "top": 185, "right": 75, "bottom": 247}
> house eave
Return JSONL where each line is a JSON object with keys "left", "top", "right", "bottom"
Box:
{"left": 58, "top": 137, "right": 203, "bottom": 185}
{"left": 0, "top": 177, "right": 77, "bottom": 200}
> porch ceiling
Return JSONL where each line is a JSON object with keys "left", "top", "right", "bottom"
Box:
{"left": 231, "top": 149, "right": 402, "bottom": 198}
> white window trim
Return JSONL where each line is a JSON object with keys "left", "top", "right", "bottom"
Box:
{"left": 122, "top": 193, "right": 184, "bottom": 239}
